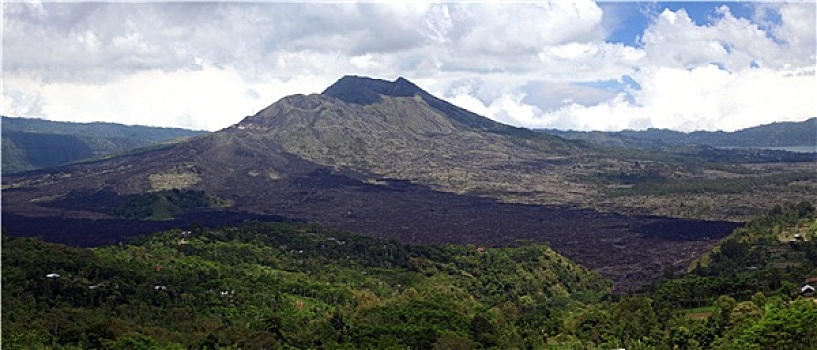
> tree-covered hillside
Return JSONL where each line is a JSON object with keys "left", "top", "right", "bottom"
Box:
{"left": 3, "top": 205, "right": 816, "bottom": 349}
{"left": 2, "top": 222, "right": 609, "bottom": 349}
{"left": 643, "top": 201, "right": 817, "bottom": 349}
{"left": 684, "top": 201, "right": 817, "bottom": 297}
{"left": 2, "top": 116, "right": 206, "bottom": 174}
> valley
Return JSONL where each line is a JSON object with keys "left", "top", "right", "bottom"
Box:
{"left": 3, "top": 202, "right": 815, "bottom": 349}
{"left": 5, "top": 0, "right": 817, "bottom": 347}
{"left": 2, "top": 171, "right": 740, "bottom": 291}
{"left": 2, "top": 76, "right": 814, "bottom": 291}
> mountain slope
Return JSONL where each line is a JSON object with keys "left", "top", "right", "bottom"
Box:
{"left": 1, "top": 116, "right": 206, "bottom": 174}
{"left": 2, "top": 131, "right": 95, "bottom": 173}
{"left": 235, "top": 76, "right": 582, "bottom": 203}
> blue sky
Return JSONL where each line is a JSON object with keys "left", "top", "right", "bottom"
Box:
{"left": 580, "top": 2, "right": 766, "bottom": 110}
{"left": 3, "top": 1, "right": 814, "bottom": 132}
{"left": 602, "top": 2, "right": 759, "bottom": 46}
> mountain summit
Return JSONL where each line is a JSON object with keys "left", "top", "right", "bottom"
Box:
{"left": 240, "top": 76, "right": 537, "bottom": 135}
{"left": 321, "top": 75, "right": 423, "bottom": 105}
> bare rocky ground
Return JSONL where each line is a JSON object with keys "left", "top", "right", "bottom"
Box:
{"left": 3, "top": 165, "right": 740, "bottom": 292}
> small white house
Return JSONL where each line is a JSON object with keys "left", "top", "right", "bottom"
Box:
{"left": 801, "top": 284, "right": 815, "bottom": 296}
{"left": 45, "top": 273, "right": 60, "bottom": 279}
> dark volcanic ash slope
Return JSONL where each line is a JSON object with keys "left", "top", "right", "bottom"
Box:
{"left": 1, "top": 76, "right": 740, "bottom": 290}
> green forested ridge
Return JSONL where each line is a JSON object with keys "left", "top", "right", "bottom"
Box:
{"left": 3, "top": 204, "right": 816, "bottom": 349}
{"left": 2, "top": 222, "right": 609, "bottom": 349}
{"left": 1, "top": 116, "right": 205, "bottom": 174}
{"left": 681, "top": 201, "right": 817, "bottom": 298}
{"left": 555, "top": 203, "right": 817, "bottom": 349}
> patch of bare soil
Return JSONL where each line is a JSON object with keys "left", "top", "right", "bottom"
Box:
{"left": 686, "top": 312, "right": 712, "bottom": 320}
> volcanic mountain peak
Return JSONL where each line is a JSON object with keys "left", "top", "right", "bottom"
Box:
{"left": 238, "top": 75, "right": 535, "bottom": 138}
{"left": 321, "top": 75, "right": 424, "bottom": 105}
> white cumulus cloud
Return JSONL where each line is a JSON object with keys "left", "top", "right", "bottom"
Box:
{"left": 2, "top": 1, "right": 814, "bottom": 131}
{"left": 512, "top": 3, "right": 816, "bottom": 131}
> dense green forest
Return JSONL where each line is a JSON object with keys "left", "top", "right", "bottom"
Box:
{"left": 2, "top": 222, "right": 609, "bottom": 349}
{"left": 1, "top": 116, "right": 205, "bottom": 174}
{"left": 3, "top": 203, "right": 816, "bottom": 349}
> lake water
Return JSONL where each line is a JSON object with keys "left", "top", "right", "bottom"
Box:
{"left": 718, "top": 146, "right": 816, "bottom": 154}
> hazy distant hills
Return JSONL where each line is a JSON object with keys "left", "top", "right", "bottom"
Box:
{"left": 3, "top": 76, "right": 813, "bottom": 288}
{"left": 540, "top": 118, "right": 817, "bottom": 152}
{"left": 1, "top": 116, "right": 206, "bottom": 174}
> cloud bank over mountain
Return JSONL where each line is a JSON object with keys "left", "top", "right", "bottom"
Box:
{"left": 3, "top": 1, "right": 814, "bottom": 131}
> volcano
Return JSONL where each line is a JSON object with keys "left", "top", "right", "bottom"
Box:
{"left": 1, "top": 76, "right": 741, "bottom": 290}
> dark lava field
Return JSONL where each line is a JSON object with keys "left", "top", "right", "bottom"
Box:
{"left": 3, "top": 168, "right": 741, "bottom": 291}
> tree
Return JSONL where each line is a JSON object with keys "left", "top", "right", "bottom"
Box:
{"left": 469, "top": 314, "right": 498, "bottom": 347}
{"left": 432, "top": 334, "right": 478, "bottom": 350}
{"left": 731, "top": 299, "right": 817, "bottom": 349}
{"left": 713, "top": 295, "right": 736, "bottom": 328}
{"left": 729, "top": 301, "right": 762, "bottom": 328}
{"left": 611, "top": 297, "right": 661, "bottom": 346}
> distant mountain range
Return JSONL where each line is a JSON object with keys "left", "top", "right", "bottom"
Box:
{"left": 539, "top": 118, "right": 817, "bottom": 152}
{"left": 3, "top": 76, "right": 812, "bottom": 288}
{"left": 1, "top": 116, "right": 206, "bottom": 174}
{"left": 4, "top": 102, "right": 811, "bottom": 177}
